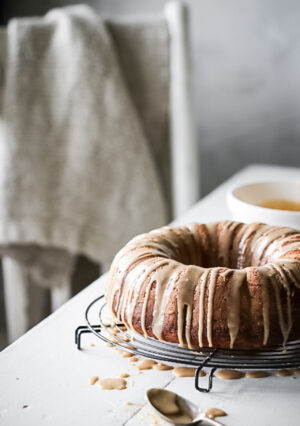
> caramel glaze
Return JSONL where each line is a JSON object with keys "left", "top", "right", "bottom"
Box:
{"left": 106, "top": 221, "right": 300, "bottom": 350}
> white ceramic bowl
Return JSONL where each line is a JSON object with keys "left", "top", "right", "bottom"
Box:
{"left": 227, "top": 181, "right": 300, "bottom": 230}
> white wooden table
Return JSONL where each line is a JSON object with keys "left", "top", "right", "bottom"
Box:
{"left": 1, "top": 164, "right": 300, "bottom": 426}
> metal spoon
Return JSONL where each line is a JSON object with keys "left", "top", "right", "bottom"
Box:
{"left": 146, "top": 388, "right": 225, "bottom": 426}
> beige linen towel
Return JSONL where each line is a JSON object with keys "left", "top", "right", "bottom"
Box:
{"left": 0, "top": 5, "right": 167, "bottom": 290}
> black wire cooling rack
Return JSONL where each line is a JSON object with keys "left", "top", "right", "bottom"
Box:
{"left": 75, "top": 295, "right": 300, "bottom": 392}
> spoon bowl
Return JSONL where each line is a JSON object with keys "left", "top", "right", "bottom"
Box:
{"left": 146, "top": 388, "right": 225, "bottom": 426}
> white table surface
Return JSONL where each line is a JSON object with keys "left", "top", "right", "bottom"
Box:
{"left": 1, "top": 164, "right": 300, "bottom": 426}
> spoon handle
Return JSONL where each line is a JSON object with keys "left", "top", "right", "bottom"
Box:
{"left": 201, "top": 416, "right": 225, "bottom": 426}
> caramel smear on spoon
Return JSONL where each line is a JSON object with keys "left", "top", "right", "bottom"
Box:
{"left": 216, "top": 369, "right": 245, "bottom": 380}
{"left": 98, "top": 378, "right": 127, "bottom": 390}
{"left": 148, "top": 388, "right": 193, "bottom": 424}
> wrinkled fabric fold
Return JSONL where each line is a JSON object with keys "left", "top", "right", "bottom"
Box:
{"left": 0, "top": 5, "right": 168, "bottom": 290}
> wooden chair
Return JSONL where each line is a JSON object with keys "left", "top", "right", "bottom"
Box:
{"left": 0, "top": 2, "right": 199, "bottom": 344}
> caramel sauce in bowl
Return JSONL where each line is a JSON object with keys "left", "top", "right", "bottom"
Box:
{"left": 227, "top": 181, "right": 300, "bottom": 230}
{"left": 260, "top": 199, "right": 300, "bottom": 211}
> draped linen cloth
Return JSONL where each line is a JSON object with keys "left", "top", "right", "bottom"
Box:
{"left": 0, "top": 5, "right": 169, "bottom": 292}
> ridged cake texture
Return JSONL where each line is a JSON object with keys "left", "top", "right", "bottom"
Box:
{"left": 105, "top": 221, "right": 300, "bottom": 349}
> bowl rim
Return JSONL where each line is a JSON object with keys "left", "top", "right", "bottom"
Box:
{"left": 227, "top": 180, "right": 300, "bottom": 216}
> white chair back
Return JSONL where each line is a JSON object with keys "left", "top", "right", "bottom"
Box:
{"left": 0, "top": 2, "right": 199, "bottom": 344}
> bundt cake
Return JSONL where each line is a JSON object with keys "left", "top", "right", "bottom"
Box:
{"left": 105, "top": 221, "right": 300, "bottom": 350}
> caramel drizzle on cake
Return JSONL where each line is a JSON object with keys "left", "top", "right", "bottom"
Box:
{"left": 105, "top": 221, "right": 300, "bottom": 349}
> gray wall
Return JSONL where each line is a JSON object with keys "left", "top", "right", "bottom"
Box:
{"left": 2, "top": 0, "right": 300, "bottom": 195}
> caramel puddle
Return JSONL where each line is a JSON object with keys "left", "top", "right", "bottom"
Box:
{"left": 89, "top": 376, "right": 99, "bottom": 385}
{"left": 154, "top": 363, "right": 174, "bottom": 371}
{"left": 173, "top": 367, "right": 206, "bottom": 378}
{"left": 246, "top": 371, "right": 269, "bottom": 379}
{"left": 276, "top": 369, "right": 293, "bottom": 377}
{"left": 98, "top": 378, "right": 127, "bottom": 390}
{"left": 205, "top": 408, "right": 227, "bottom": 420}
{"left": 137, "top": 360, "right": 157, "bottom": 370}
{"left": 216, "top": 369, "right": 244, "bottom": 380}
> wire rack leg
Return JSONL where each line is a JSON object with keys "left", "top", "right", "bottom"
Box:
{"left": 75, "top": 325, "right": 101, "bottom": 350}
{"left": 195, "top": 366, "right": 217, "bottom": 393}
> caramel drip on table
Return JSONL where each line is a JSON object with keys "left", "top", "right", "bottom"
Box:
{"left": 276, "top": 369, "right": 293, "bottom": 377}
{"left": 89, "top": 376, "right": 99, "bottom": 385}
{"left": 105, "top": 221, "right": 300, "bottom": 349}
{"left": 121, "top": 351, "right": 134, "bottom": 358}
{"left": 216, "top": 369, "right": 245, "bottom": 380}
{"left": 246, "top": 371, "right": 269, "bottom": 379}
{"left": 137, "top": 360, "right": 157, "bottom": 370}
{"left": 205, "top": 408, "right": 227, "bottom": 419}
{"left": 154, "top": 363, "right": 173, "bottom": 370}
{"left": 172, "top": 367, "right": 206, "bottom": 377}
{"left": 98, "top": 378, "right": 127, "bottom": 390}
